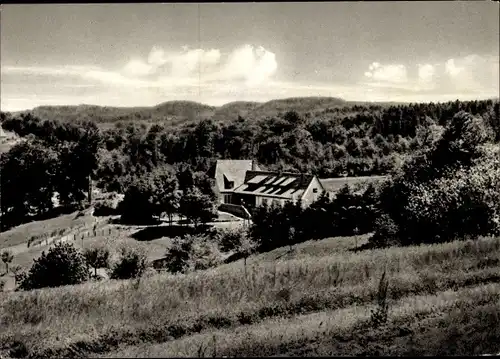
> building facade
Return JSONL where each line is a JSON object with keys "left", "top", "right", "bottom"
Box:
{"left": 211, "top": 159, "right": 325, "bottom": 210}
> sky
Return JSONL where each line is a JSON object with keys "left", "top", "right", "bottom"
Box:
{"left": 1, "top": 2, "right": 499, "bottom": 111}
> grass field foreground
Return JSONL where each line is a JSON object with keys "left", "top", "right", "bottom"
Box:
{"left": 1, "top": 235, "right": 500, "bottom": 357}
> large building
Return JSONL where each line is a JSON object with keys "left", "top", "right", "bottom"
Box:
{"left": 211, "top": 160, "right": 324, "bottom": 209}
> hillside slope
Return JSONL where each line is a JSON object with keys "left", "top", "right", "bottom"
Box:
{"left": 8, "top": 97, "right": 360, "bottom": 126}
{"left": 0, "top": 126, "right": 22, "bottom": 153}
{"left": 1, "top": 234, "right": 500, "bottom": 358}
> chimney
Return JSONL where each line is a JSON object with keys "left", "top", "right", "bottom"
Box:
{"left": 251, "top": 159, "right": 256, "bottom": 171}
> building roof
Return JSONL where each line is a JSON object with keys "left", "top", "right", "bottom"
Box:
{"left": 320, "top": 175, "right": 389, "bottom": 193}
{"left": 213, "top": 160, "right": 259, "bottom": 193}
{"left": 233, "top": 170, "right": 316, "bottom": 200}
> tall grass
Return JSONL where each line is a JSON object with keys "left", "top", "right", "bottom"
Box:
{"left": 96, "top": 283, "right": 500, "bottom": 358}
{"left": 1, "top": 236, "right": 499, "bottom": 357}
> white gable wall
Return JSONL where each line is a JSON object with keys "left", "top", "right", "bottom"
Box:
{"left": 300, "top": 176, "right": 325, "bottom": 207}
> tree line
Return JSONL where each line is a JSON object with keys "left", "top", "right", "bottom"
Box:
{"left": 1, "top": 99, "right": 499, "bottom": 231}
{"left": 2, "top": 109, "right": 499, "bottom": 292}
{"left": 249, "top": 110, "right": 500, "bottom": 250}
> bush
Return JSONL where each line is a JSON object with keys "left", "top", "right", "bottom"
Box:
{"left": 187, "top": 238, "right": 223, "bottom": 271}
{"left": 370, "top": 270, "right": 390, "bottom": 328}
{"left": 109, "top": 247, "right": 147, "bottom": 280}
{"left": 1, "top": 250, "right": 14, "bottom": 273}
{"left": 163, "top": 234, "right": 224, "bottom": 274}
{"left": 217, "top": 227, "right": 248, "bottom": 252}
{"left": 9, "top": 264, "right": 23, "bottom": 287}
{"left": 251, "top": 186, "right": 382, "bottom": 252}
{"left": 19, "top": 242, "right": 89, "bottom": 290}
{"left": 13, "top": 270, "right": 28, "bottom": 290}
{"left": 370, "top": 214, "right": 400, "bottom": 247}
{"left": 83, "top": 246, "right": 110, "bottom": 276}
{"left": 163, "top": 237, "right": 193, "bottom": 274}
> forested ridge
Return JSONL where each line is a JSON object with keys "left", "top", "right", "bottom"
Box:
{"left": 1, "top": 98, "right": 499, "bottom": 231}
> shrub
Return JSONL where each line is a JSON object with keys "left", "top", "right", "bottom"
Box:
{"left": 19, "top": 242, "right": 89, "bottom": 290}
{"left": 109, "top": 247, "right": 147, "bottom": 280}
{"left": 187, "top": 238, "right": 223, "bottom": 271}
{"left": 1, "top": 250, "right": 14, "bottom": 273}
{"left": 251, "top": 186, "right": 381, "bottom": 251}
{"left": 83, "top": 246, "right": 110, "bottom": 276}
{"left": 9, "top": 264, "right": 23, "bottom": 286}
{"left": 13, "top": 270, "right": 28, "bottom": 290}
{"left": 163, "top": 234, "right": 224, "bottom": 274}
{"left": 370, "top": 269, "right": 390, "bottom": 328}
{"left": 370, "top": 214, "right": 400, "bottom": 247}
{"left": 217, "top": 227, "right": 248, "bottom": 252}
{"left": 163, "top": 236, "right": 194, "bottom": 274}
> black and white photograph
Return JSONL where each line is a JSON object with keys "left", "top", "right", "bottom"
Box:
{"left": 0, "top": 1, "right": 499, "bottom": 357}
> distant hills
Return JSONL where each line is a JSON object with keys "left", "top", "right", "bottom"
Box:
{"left": 7, "top": 97, "right": 410, "bottom": 127}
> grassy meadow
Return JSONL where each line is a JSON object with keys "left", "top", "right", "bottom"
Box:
{"left": 0, "top": 211, "right": 99, "bottom": 251}
{"left": 1, "top": 234, "right": 500, "bottom": 357}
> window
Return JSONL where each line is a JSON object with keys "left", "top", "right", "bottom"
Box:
{"left": 262, "top": 198, "right": 268, "bottom": 206}
{"left": 224, "top": 194, "right": 232, "bottom": 204}
{"left": 313, "top": 188, "right": 318, "bottom": 193}
{"left": 223, "top": 175, "right": 234, "bottom": 189}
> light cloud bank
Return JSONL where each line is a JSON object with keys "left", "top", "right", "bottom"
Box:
{"left": 362, "top": 54, "right": 499, "bottom": 98}
{"left": 364, "top": 62, "right": 408, "bottom": 84}
{"left": 1, "top": 46, "right": 498, "bottom": 111}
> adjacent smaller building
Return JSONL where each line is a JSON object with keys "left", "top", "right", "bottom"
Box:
{"left": 319, "top": 175, "right": 389, "bottom": 198}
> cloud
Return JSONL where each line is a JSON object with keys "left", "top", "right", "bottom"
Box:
{"left": 147, "top": 46, "right": 168, "bottom": 67}
{"left": 361, "top": 54, "right": 498, "bottom": 97}
{"left": 0, "top": 44, "right": 280, "bottom": 110}
{"left": 1, "top": 50, "right": 498, "bottom": 111}
{"left": 364, "top": 62, "right": 408, "bottom": 84}
{"left": 443, "top": 54, "right": 499, "bottom": 93}
{"left": 444, "top": 58, "right": 462, "bottom": 77}
{"left": 120, "top": 44, "right": 277, "bottom": 87}
{"left": 123, "top": 59, "right": 154, "bottom": 77}
{"left": 1, "top": 65, "right": 101, "bottom": 77}
{"left": 418, "top": 64, "right": 435, "bottom": 84}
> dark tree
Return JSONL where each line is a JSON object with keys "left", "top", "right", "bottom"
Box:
{"left": 20, "top": 242, "right": 89, "bottom": 290}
